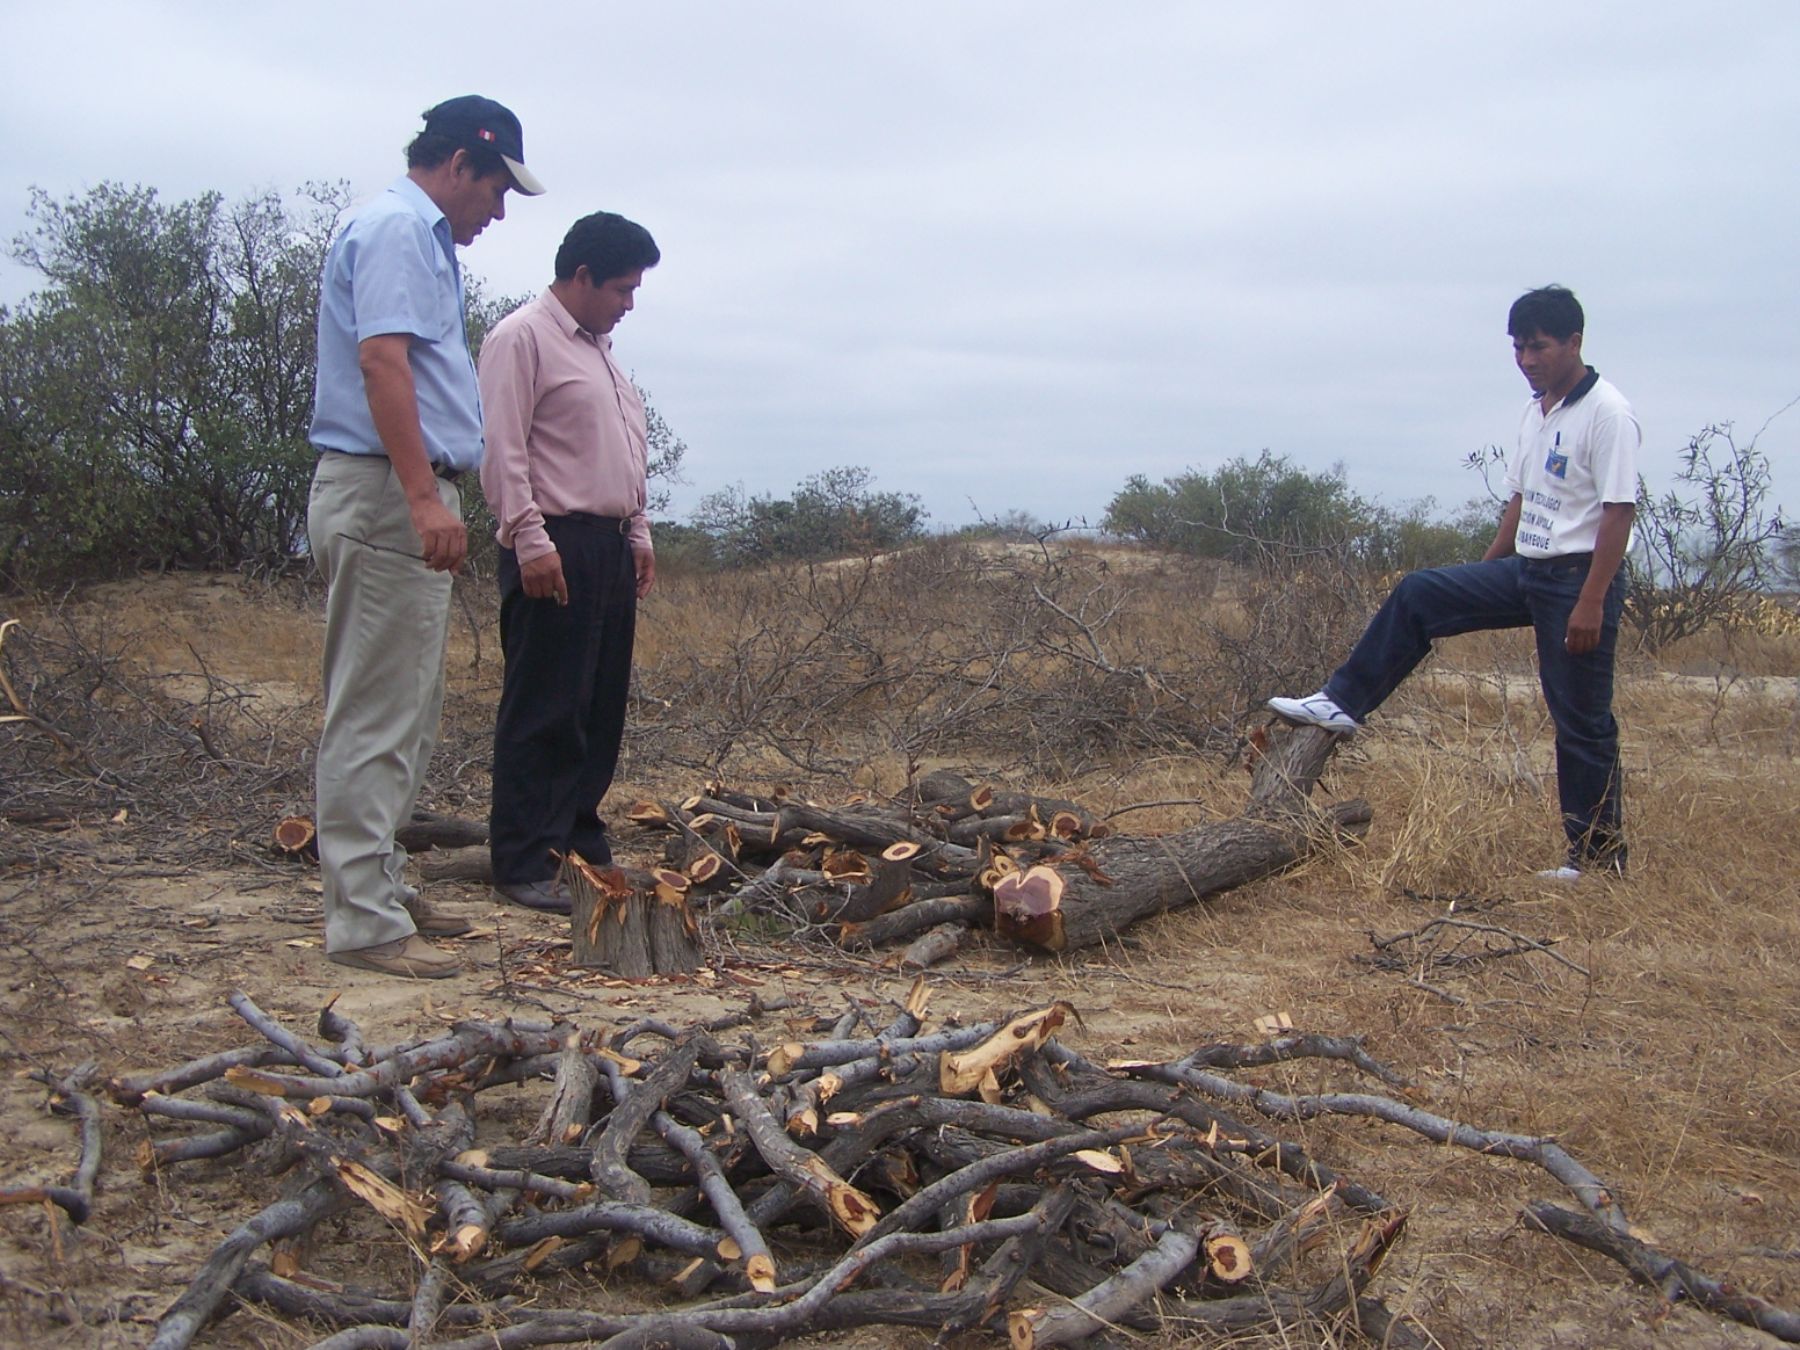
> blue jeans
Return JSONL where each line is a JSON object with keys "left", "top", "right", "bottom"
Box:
{"left": 1322, "top": 554, "right": 1626, "bottom": 868}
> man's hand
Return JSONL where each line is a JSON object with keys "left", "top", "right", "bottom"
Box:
{"left": 409, "top": 492, "right": 468, "bottom": 573}
{"left": 1565, "top": 594, "right": 1604, "bottom": 654}
{"left": 633, "top": 545, "right": 656, "bottom": 600}
{"left": 1565, "top": 501, "right": 1634, "bottom": 656}
{"left": 521, "top": 549, "right": 569, "bottom": 604}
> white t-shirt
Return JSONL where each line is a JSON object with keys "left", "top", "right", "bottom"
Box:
{"left": 1504, "top": 370, "right": 1639, "bottom": 558}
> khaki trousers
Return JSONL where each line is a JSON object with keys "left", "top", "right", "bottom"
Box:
{"left": 306, "top": 452, "right": 457, "bottom": 953}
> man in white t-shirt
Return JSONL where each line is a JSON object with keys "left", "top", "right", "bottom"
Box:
{"left": 1270, "top": 286, "right": 1637, "bottom": 878}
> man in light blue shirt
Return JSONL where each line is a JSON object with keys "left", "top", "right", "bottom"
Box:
{"left": 306, "top": 97, "right": 544, "bottom": 978}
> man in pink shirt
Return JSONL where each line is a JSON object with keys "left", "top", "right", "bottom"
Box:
{"left": 477, "top": 212, "right": 660, "bottom": 912}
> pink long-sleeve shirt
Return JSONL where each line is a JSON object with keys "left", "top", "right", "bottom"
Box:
{"left": 477, "top": 289, "right": 653, "bottom": 565}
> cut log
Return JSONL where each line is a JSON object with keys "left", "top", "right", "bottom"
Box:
{"left": 838, "top": 891, "right": 991, "bottom": 949}
{"left": 913, "top": 769, "right": 976, "bottom": 804}
{"left": 664, "top": 812, "right": 743, "bottom": 884}
{"left": 989, "top": 805, "right": 1369, "bottom": 953}
{"left": 701, "top": 782, "right": 789, "bottom": 813}
{"left": 773, "top": 802, "right": 935, "bottom": 853}
{"left": 897, "top": 923, "right": 967, "bottom": 970}
{"left": 684, "top": 851, "right": 728, "bottom": 891}
{"left": 568, "top": 859, "right": 701, "bottom": 977}
{"left": 395, "top": 810, "right": 488, "bottom": 852}
{"left": 992, "top": 867, "right": 1066, "bottom": 949}
{"left": 989, "top": 725, "right": 1365, "bottom": 953}
{"left": 948, "top": 813, "right": 1049, "bottom": 847}
{"left": 970, "top": 790, "right": 1105, "bottom": 839}
{"left": 414, "top": 845, "right": 492, "bottom": 884}
{"left": 818, "top": 844, "right": 918, "bottom": 927}
{"left": 1008, "top": 1228, "right": 1201, "bottom": 1349}
{"left": 718, "top": 1068, "right": 881, "bottom": 1238}
{"left": 1202, "top": 1227, "right": 1253, "bottom": 1283}
{"left": 940, "top": 1005, "right": 1072, "bottom": 1096}
{"left": 272, "top": 815, "right": 317, "bottom": 861}
{"left": 530, "top": 1032, "right": 602, "bottom": 1147}
{"left": 626, "top": 801, "right": 673, "bottom": 829}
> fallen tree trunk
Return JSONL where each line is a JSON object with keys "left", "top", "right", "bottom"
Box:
{"left": 992, "top": 725, "right": 1366, "bottom": 952}
{"left": 995, "top": 801, "right": 1369, "bottom": 952}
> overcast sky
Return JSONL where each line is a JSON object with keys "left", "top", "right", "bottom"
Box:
{"left": 4, "top": 2, "right": 1796, "bottom": 531}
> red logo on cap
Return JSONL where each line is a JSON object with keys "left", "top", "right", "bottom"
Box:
{"left": 477, "top": 128, "right": 495, "bottom": 142}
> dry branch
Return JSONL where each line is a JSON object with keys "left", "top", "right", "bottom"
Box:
{"left": 0, "top": 1067, "right": 103, "bottom": 1224}
{"left": 1524, "top": 1202, "right": 1800, "bottom": 1343}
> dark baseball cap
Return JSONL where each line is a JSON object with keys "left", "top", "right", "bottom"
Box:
{"left": 421, "top": 96, "right": 546, "bottom": 196}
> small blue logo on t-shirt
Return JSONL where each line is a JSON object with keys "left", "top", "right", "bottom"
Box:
{"left": 1545, "top": 432, "right": 1568, "bottom": 480}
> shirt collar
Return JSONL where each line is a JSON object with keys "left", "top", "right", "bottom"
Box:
{"left": 1553, "top": 366, "right": 1600, "bottom": 411}
{"left": 388, "top": 175, "right": 458, "bottom": 267}
{"left": 390, "top": 175, "right": 449, "bottom": 232}
{"left": 540, "top": 287, "right": 610, "bottom": 348}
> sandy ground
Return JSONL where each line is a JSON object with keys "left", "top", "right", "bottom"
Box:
{"left": 1, "top": 574, "right": 1796, "bottom": 1349}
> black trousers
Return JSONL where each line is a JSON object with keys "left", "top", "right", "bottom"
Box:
{"left": 490, "top": 514, "right": 637, "bottom": 884}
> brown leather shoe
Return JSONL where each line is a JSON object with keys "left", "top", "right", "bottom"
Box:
{"left": 403, "top": 892, "right": 474, "bottom": 937}
{"left": 327, "top": 934, "right": 461, "bottom": 979}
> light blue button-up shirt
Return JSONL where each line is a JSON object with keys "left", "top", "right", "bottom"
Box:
{"left": 308, "top": 176, "right": 483, "bottom": 472}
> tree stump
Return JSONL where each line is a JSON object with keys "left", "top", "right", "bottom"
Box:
{"left": 567, "top": 858, "right": 701, "bottom": 977}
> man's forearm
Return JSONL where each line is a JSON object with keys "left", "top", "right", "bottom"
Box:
{"left": 360, "top": 337, "right": 439, "bottom": 503}
{"left": 1580, "top": 503, "right": 1635, "bottom": 605}
{"left": 358, "top": 333, "right": 466, "bottom": 572}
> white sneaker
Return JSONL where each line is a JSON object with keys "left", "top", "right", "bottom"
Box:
{"left": 1267, "top": 692, "right": 1360, "bottom": 733}
{"left": 1537, "top": 856, "right": 1625, "bottom": 883}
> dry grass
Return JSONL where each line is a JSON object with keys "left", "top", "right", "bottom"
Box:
{"left": 1, "top": 545, "right": 1798, "bottom": 1347}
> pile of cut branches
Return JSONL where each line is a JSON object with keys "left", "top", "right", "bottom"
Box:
{"left": 17, "top": 985, "right": 1798, "bottom": 1346}
{"left": 393, "top": 725, "right": 1371, "bottom": 968}
{"left": 108, "top": 989, "right": 1423, "bottom": 1349}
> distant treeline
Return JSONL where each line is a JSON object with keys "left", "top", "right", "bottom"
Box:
{"left": 2, "top": 183, "right": 1793, "bottom": 654}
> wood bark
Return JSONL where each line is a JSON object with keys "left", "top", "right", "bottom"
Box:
{"left": 838, "top": 892, "right": 990, "bottom": 948}
{"left": 648, "top": 872, "right": 703, "bottom": 974}
{"left": 413, "top": 845, "right": 492, "bottom": 884}
{"left": 395, "top": 809, "right": 489, "bottom": 852}
{"left": 570, "top": 861, "right": 652, "bottom": 976}
{"left": 569, "top": 860, "right": 702, "bottom": 976}
{"left": 1009, "top": 1227, "right": 1200, "bottom": 1348}
{"left": 530, "top": 1032, "right": 602, "bottom": 1147}
{"left": 897, "top": 922, "right": 966, "bottom": 969}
